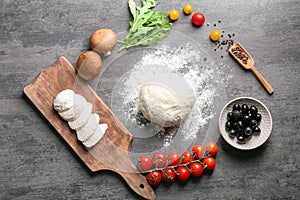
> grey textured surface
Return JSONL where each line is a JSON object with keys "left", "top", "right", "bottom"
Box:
{"left": 0, "top": 0, "right": 299, "bottom": 199}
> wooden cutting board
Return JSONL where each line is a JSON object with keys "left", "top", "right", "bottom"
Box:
{"left": 23, "top": 57, "right": 155, "bottom": 200}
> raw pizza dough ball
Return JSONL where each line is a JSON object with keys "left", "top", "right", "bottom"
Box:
{"left": 138, "top": 73, "right": 196, "bottom": 127}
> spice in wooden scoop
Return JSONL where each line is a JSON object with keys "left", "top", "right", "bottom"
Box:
{"left": 228, "top": 43, "right": 274, "bottom": 95}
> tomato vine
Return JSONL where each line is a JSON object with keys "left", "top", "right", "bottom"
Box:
{"left": 137, "top": 142, "right": 219, "bottom": 186}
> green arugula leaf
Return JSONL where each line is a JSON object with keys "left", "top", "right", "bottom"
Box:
{"left": 130, "top": 8, "right": 153, "bottom": 32}
{"left": 120, "top": 0, "right": 171, "bottom": 51}
{"left": 144, "top": 12, "right": 170, "bottom": 28}
{"left": 128, "top": 0, "right": 137, "bottom": 19}
{"left": 141, "top": 0, "right": 157, "bottom": 9}
{"left": 136, "top": 27, "right": 171, "bottom": 46}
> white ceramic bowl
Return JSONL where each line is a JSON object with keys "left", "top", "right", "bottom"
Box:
{"left": 219, "top": 97, "right": 272, "bottom": 150}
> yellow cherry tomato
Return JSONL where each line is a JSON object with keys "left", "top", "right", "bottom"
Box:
{"left": 169, "top": 9, "right": 180, "bottom": 21}
{"left": 183, "top": 4, "right": 193, "bottom": 15}
{"left": 210, "top": 30, "right": 221, "bottom": 42}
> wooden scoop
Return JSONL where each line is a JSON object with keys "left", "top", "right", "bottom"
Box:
{"left": 228, "top": 43, "right": 274, "bottom": 95}
{"left": 23, "top": 57, "right": 155, "bottom": 200}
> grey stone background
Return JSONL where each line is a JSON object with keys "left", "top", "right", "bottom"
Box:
{"left": 0, "top": 0, "right": 299, "bottom": 199}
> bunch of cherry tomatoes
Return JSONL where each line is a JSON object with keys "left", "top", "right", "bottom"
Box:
{"left": 138, "top": 142, "right": 218, "bottom": 186}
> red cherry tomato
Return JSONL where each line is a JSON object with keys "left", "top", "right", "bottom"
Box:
{"left": 162, "top": 168, "right": 176, "bottom": 182}
{"left": 202, "top": 156, "right": 216, "bottom": 170}
{"left": 138, "top": 156, "right": 153, "bottom": 171}
{"left": 146, "top": 170, "right": 162, "bottom": 186}
{"left": 152, "top": 152, "right": 167, "bottom": 168}
{"left": 192, "top": 12, "right": 205, "bottom": 27}
{"left": 189, "top": 162, "right": 204, "bottom": 177}
{"left": 168, "top": 152, "right": 181, "bottom": 166}
{"left": 181, "top": 151, "right": 194, "bottom": 164}
{"left": 206, "top": 142, "right": 218, "bottom": 156}
{"left": 192, "top": 144, "right": 206, "bottom": 159}
{"left": 176, "top": 166, "right": 190, "bottom": 181}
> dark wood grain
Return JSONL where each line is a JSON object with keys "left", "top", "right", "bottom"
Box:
{"left": 24, "top": 57, "right": 155, "bottom": 200}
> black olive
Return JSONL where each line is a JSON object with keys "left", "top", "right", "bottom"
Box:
{"left": 227, "top": 112, "right": 233, "bottom": 121}
{"left": 237, "top": 121, "right": 244, "bottom": 130}
{"left": 242, "top": 115, "right": 251, "bottom": 125}
{"left": 248, "top": 113, "right": 253, "bottom": 119}
{"left": 249, "top": 105, "right": 258, "bottom": 115}
{"left": 229, "top": 129, "right": 236, "bottom": 138}
{"left": 236, "top": 130, "right": 243, "bottom": 137}
{"left": 244, "top": 127, "right": 252, "bottom": 137}
{"left": 241, "top": 104, "right": 249, "bottom": 114}
{"left": 233, "top": 110, "right": 242, "bottom": 121}
{"left": 233, "top": 104, "right": 241, "bottom": 111}
{"left": 237, "top": 135, "right": 247, "bottom": 144}
{"left": 226, "top": 103, "right": 261, "bottom": 144}
{"left": 225, "top": 121, "right": 232, "bottom": 131}
{"left": 256, "top": 113, "right": 262, "bottom": 123}
{"left": 253, "top": 126, "right": 261, "bottom": 135}
{"left": 232, "top": 122, "right": 238, "bottom": 129}
{"left": 251, "top": 119, "right": 258, "bottom": 127}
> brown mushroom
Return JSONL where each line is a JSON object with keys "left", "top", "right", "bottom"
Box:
{"left": 76, "top": 51, "right": 102, "bottom": 80}
{"left": 90, "top": 29, "right": 117, "bottom": 56}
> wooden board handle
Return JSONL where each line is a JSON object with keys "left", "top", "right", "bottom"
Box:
{"left": 117, "top": 170, "right": 156, "bottom": 200}
{"left": 251, "top": 66, "right": 274, "bottom": 95}
{"left": 88, "top": 135, "right": 155, "bottom": 200}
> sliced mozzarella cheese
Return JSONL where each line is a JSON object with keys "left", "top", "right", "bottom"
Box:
{"left": 58, "top": 106, "right": 79, "bottom": 121}
{"left": 99, "top": 123, "right": 108, "bottom": 133}
{"left": 76, "top": 113, "right": 100, "bottom": 142}
{"left": 54, "top": 89, "right": 75, "bottom": 112}
{"left": 54, "top": 90, "right": 109, "bottom": 149}
{"left": 68, "top": 103, "right": 92, "bottom": 130}
{"left": 83, "top": 124, "right": 107, "bottom": 148}
{"left": 58, "top": 94, "right": 87, "bottom": 121}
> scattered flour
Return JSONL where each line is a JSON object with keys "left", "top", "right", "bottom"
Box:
{"left": 111, "top": 45, "right": 220, "bottom": 146}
